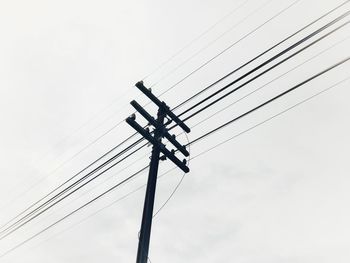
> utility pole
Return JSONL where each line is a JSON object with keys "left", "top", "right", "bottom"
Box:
{"left": 126, "top": 81, "right": 191, "bottom": 263}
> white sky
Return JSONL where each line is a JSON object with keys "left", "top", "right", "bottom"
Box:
{"left": 0, "top": 0, "right": 349, "bottom": 262}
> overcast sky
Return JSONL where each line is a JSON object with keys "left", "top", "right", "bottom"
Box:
{"left": 0, "top": 0, "right": 349, "bottom": 262}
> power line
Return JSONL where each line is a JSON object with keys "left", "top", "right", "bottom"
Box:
{"left": 5, "top": 0, "right": 334, "bottom": 216}
{"left": 0, "top": 166, "right": 149, "bottom": 259}
{"left": 157, "top": 0, "right": 302, "bottom": 98}
{"left": 190, "top": 34, "right": 350, "bottom": 130}
{"left": 2, "top": 72, "right": 349, "bottom": 260}
{"left": 33, "top": 166, "right": 179, "bottom": 255}
{"left": 0, "top": 139, "right": 147, "bottom": 238}
{"left": 153, "top": 132, "right": 191, "bottom": 219}
{"left": 5, "top": 56, "right": 348, "bottom": 241}
{"left": 189, "top": 57, "right": 350, "bottom": 146}
{"left": 2, "top": 1, "right": 257, "bottom": 213}
{"left": 30, "top": 0, "right": 252, "bottom": 168}
{"left": 191, "top": 76, "right": 350, "bottom": 158}
{"left": 26, "top": 151, "right": 151, "bottom": 231}
{"left": 24, "top": 0, "right": 252, "bottom": 182}
{"left": 54, "top": 32, "right": 350, "bottom": 219}
{"left": 37, "top": 30, "right": 350, "bottom": 228}
{"left": 29, "top": 12, "right": 349, "bottom": 231}
{"left": 1, "top": 9, "right": 346, "bottom": 238}
{"left": 0, "top": 133, "right": 140, "bottom": 231}
{"left": 148, "top": 0, "right": 271, "bottom": 88}
{"left": 2, "top": 0, "right": 347, "bottom": 237}
{"left": 23, "top": 2, "right": 347, "bottom": 209}
{"left": 178, "top": 15, "right": 350, "bottom": 122}
{"left": 172, "top": 0, "right": 350, "bottom": 111}
{"left": 142, "top": 0, "right": 251, "bottom": 82}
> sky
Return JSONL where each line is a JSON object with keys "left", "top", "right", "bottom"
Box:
{"left": 0, "top": 0, "right": 349, "bottom": 262}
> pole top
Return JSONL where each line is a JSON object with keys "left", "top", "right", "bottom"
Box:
{"left": 135, "top": 81, "right": 191, "bottom": 133}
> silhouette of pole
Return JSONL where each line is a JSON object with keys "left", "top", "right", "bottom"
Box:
{"left": 136, "top": 109, "right": 165, "bottom": 263}
{"left": 126, "top": 81, "right": 190, "bottom": 263}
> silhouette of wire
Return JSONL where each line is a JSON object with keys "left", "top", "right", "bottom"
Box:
{"left": 2, "top": 73, "right": 349, "bottom": 260}
{"left": 0, "top": 166, "right": 149, "bottom": 259}
{"left": 148, "top": 0, "right": 264, "bottom": 88}
{"left": 157, "top": 0, "right": 302, "bottom": 98}
{"left": 17, "top": 1, "right": 347, "bottom": 209}
{"left": 0, "top": 141, "right": 147, "bottom": 240}
{"left": 152, "top": 132, "right": 191, "bottom": 219}
{"left": 23, "top": 0, "right": 253, "bottom": 197}
{"left": 1, "top": 0, "right": 323, "bottom": 220}
{"left": 190, "top": 34, "right": 350, "bottom": 130}
{"left": 0, "top": 133, "right": 141, "bottom": 231}
{"left": 172, "top": 0, "right": 350, "bottom": 111}
{"left": 142, "top": 0, "right": 251, "bottom": 82}
{"left": 178, "top": 18, "right": 350, "bottom": 123}
{"left": 192, "top": 76, "right": 350, "bottom": 159}
{"left": 189, "top": 57, "right": 350, "bottom": 146}
{"left": 1, "top": 9, "right": 346, "bottom": 237}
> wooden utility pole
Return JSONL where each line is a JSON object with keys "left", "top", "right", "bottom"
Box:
{"left": 126, "top": 81, "right": 190, "bottom": 263}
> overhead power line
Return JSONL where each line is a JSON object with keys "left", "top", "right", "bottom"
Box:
{"left": 148, "top": 0, "right": 273, "bottom": 88}
{"left": 180, "top": 25, "right": 349, "bottom": 126}
{"left": 4, "top": 0, "right": 343, "bottom": 222}
{"left": 190, "top": 34, "right": 350, "bottom": 130}
{"left": 191, "top": 75, "right": 350, "bottom": 158}
{"left": 30, "top": 0, "right": 252, "bottom": 168}
{"left": 142, "top": 0, "right": 251, "bottom": 82}
{"left": 3, "top": 0, "right": 256, "bottom": 213}
{"left": 1, "top": 7, "right": 347, "bottom": 239}
{"left": 177, "top": 12, "right": 350, "bottom": 121}
{"left": 0, "top": 133, "right": 140, "bottom": 231}
{"left": 38, "top": 33, "right": 350, "bottom": 223}
{"left": 172, "top": 0, "right": 350, "bottom": 111}
{"left": 157, "top": 0, "right": 303, "bottom": 98}
{"left": 0, "top": 141, "right": 148, "bottom": 240}
{"left": 189, "top": 57, "right": 350, "bottom": 146}
{"left": 2, "top": 55, "right": 348, "bottom": 245}
{"left": 2, "top": 70, "right": 349, "bottom": 260}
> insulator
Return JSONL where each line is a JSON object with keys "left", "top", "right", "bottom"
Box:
{"left": 165, "top": 118, "right": 172, "bottom": 125}
{"left": 130, "top": 113, "right": 136, "bottom": 120}
{"left": 182, "top": 159, "right": 187, "bottom": 165}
